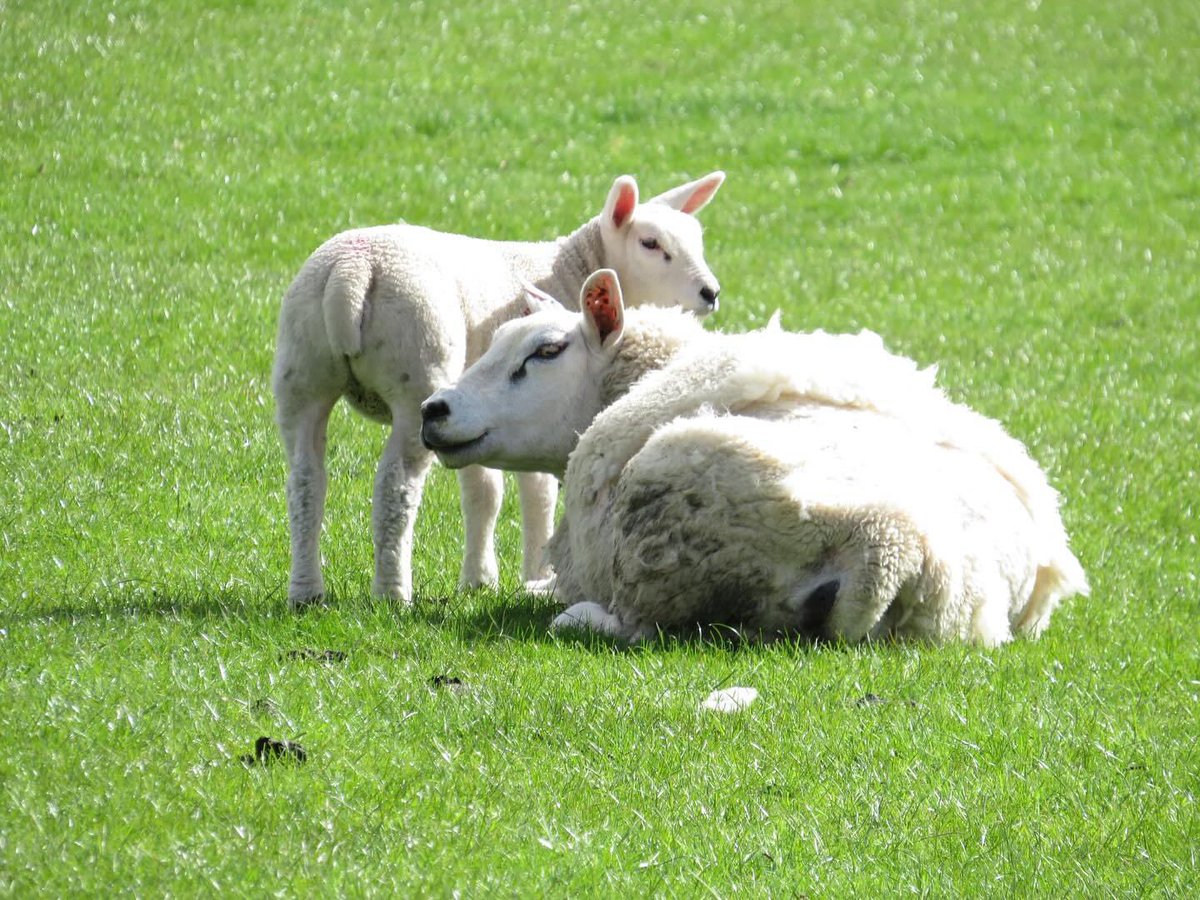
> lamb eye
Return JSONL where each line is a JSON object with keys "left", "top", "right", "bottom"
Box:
{"left": 640, "top": 237, "right": 660, "bottom": 251}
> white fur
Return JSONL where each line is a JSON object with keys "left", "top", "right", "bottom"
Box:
{"left": 273, "top": 173, "right": 725, "bottom": 607}
{"left": 425, "top": 271, "right": 1089, "bottom": 645}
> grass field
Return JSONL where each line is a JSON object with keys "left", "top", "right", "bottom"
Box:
{"left": 2, "top": 0, "right": 1198, "bottom": 894}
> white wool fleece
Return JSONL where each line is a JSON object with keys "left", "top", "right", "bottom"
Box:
{"left": 552, "top": 327, "right": 1088, "bottom": 645}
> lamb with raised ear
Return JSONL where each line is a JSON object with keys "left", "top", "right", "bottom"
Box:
{"left": 421, "top": 269, "right": 1088, "bottom": 645}
{"left": 273, "top": 172, "right": 725, "bottom": 608}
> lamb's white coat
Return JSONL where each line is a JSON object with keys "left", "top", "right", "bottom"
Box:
{"left": 272, "top": 173, "right": 724, "bottom": 607}
{"left": 424, "top": 271, "right": 1088, "bottom": 645}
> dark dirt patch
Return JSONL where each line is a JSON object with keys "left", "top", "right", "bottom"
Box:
{"left": 250, "top": 698, "right": 283, "bottom": 718}
{"left": 280, "top": 648, "right": 347, "bottom": 663}
{"left": 854, "top": 693, "right": 919, "bottom": 709}
{"left": 241, "top": 736, "right": 307, "bottom": 766}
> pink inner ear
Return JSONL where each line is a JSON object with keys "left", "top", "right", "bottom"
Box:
{"left": 681, "top": 180, "right": 719, "bottom": 215}
{"left": 585, "top": 278, "right": 620, "bottom": 342}
{"left": 612, "top": 184, "right": 637, "bottom": 228}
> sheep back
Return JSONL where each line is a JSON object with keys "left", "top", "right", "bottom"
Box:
{"left": 553, "top": 326, "right": 1087, "bottom": 643}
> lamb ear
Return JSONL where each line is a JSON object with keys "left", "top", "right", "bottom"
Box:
{"left": 647, "top": 170, "right": 725, "bottom": 215}
{"left": 602, "top": 175, "right": 639, "bottom": 230}
{"left": 518, "top": 278, "right": 560, "bottom": 316}
{"left": 580, "top": 269, "right": 625, "bottom": 355}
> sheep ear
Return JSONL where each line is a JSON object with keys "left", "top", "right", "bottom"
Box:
{"left": 519, "top": 279, "right": 559, "bottom": 316}
{"left": 580, "top": 269, "right": 625, "bottom": 355}
{"left": 647, "top": 170, "right": 725, "bottom": 215}
{"left": 602, "top": 175, "right": 639, "bottom": 230}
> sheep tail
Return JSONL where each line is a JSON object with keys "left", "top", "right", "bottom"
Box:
{"left": 322, "top": 236, "right": 375, "bottom": 357}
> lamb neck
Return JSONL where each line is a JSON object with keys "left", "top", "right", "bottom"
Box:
{"left": 495, "top": 217, "right": 605, "bottom": 312}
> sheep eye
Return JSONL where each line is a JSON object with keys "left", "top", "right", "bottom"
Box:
{"left": 513, "top": 341, "right": 567, "bottom": 381}
{"left": 534, "top": 341, "right": 567, "bottom": 360}
{"left": 639, "top": 237, "right": 660, "bottom": 251}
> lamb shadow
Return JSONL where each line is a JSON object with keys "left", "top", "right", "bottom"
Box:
{"left": 1, "top": 586, "right": 280, "bottom": 626}
{"left": 3, "top": 582, "right": 402, "bottom": 629}
{"left": 446, "top": 589, "right": 564, "bottom": 643}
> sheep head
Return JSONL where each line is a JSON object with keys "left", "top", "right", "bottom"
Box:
{"left": 421, "top": 269, "right": 627, "bottom": 477}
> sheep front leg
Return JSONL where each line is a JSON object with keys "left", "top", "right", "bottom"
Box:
{"left": 279, "top": 397, "right": 337, "bottom": 610}
{"left": 517, "top": 471, "right": 557, "bottom": 585}
{"left": 551, "top": 602, "right": 655, "bottom": 642}
{"left": 457, "top": 465, "right": 502, "bottom": 589}
{"left": 372, "top": 412, "right": 433, "bottom": 604}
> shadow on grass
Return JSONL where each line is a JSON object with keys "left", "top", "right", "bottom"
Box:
{"left": 2, "top": 581, "right": 404, "bottom": 627}
{"left": 2, "top": 581, "right": 554, "bottom": 635}
{"left": 1, "top": 586, "right": 279, "bottom": 626}
{"left": 437, "top": 589, "right": 562, "bottom": 644}
{"left": 5, "top": 582, "right": 843, "bottom": 660}
{"left": 442, "top": 588, "right": 839, "bottom": 657}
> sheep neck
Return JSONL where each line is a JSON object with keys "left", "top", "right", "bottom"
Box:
{"left": 598, "top": 316, "right": 699, "bottom": 409}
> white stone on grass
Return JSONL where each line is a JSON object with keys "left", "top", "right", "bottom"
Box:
{"left": 701, "top": 687, "right": 759, "bottom": 713}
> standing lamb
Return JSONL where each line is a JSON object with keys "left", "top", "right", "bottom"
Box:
{"left": 420, "top": 270, "right": 1089, "bottom": 645}
{"left": 273, "top": 173, "right": 725, "bottom": 608}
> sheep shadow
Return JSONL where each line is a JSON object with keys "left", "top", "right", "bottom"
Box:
{"left": 446, "top": 588, "right": 847, "bottom": 656}
{"left": 7, "top": 582, "right": 853, "bottom": 659}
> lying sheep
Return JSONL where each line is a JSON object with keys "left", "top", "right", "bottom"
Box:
{"left": 272, "top": 173, "right": 725, "bottom": 608}
{"left": 421, "top": 270, "right": 1089, "bottom": 645}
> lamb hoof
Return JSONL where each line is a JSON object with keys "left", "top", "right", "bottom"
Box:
{"left": 371, "top": 582, "right": 413, "bottom": 606}
{"left": 458, "top": 563, "right": 500, "bottom": 591}
{"left": 288, "top": 591, "right": 325, "bottom": 613}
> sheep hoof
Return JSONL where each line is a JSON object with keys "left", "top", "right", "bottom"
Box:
{"left": 551, "top": 604, "right": 656, "bottom": 642}
{"left": 551, "top": 602, "right": 629, "bottom": 637}
{"left": 524, "top": 574, "right": 558, "bottom": 596}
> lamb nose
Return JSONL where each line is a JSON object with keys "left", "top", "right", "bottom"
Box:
{"left": 699, "top": 285, "right": 719, "bottom": 306}
{"left": 421, "top": 398, "right": 450, "bottom": 422}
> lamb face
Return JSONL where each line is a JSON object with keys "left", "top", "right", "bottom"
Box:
{"left": 421, "top": 270, "right": 627, "bottom": 476}
{"left": 600, "top": 173, "right": 723, "bottom": 315}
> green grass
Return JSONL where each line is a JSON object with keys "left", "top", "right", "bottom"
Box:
{"left": 2, "top": 0, "right": 1197, "bottom": 894}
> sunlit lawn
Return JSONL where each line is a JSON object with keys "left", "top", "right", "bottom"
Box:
{"left": 1, "top": 0, "right": 1197, "bottom": 894}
